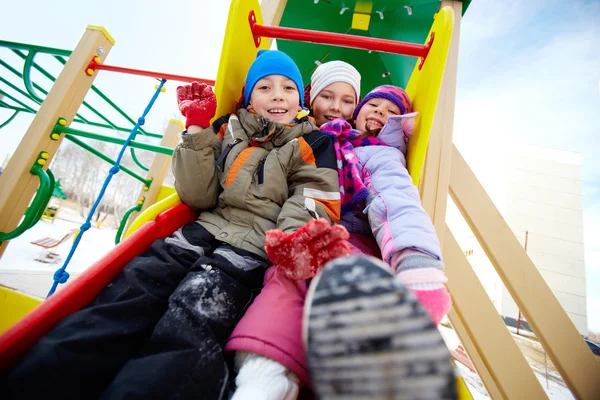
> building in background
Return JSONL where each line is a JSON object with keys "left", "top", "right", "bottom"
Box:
{"left": 448, "top": 144, "right": 588, "bottom": 335}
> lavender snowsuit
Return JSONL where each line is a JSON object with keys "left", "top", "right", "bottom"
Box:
{"left": 225, "top": 116, "right": 442, "bottom": 386}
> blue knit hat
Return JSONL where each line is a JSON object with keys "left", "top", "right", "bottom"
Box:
{"left": 243, "top": 50, "right": 304, "bottom": 107}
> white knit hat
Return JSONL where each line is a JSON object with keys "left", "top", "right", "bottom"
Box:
{"left": 309, "top": 61, "right": 361, "bottom": 106}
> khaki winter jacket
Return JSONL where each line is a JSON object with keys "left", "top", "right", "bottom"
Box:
{"left": 172, "top": 108, "right": 341, "bottom": 259}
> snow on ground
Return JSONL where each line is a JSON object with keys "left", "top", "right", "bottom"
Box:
{"left": 440, "top": 325, "right": 576, "bottom": 399}
{"left": 439, "top": 325, "right": 490, "bottom": 399}
{"left": 0, "top": 208, "right": 117, "bottom": 298}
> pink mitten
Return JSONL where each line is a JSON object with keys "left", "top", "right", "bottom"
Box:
{"left": 265, "top": 219, "right": 351, "bottom": 280}
{"left": 392, "top": 251, "right": 451, "bottom": 325}
{"left": 176, "top": 81, "right": 217, "bottom": 129}
{"left": 407, "top": 284, "right": 451, "bottom": 326}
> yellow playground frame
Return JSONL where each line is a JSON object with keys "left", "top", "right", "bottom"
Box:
{"left": 0, "top": 0, "right": 598, "bottom": 398}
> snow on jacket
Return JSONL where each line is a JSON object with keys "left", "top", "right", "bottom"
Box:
{"left": 172, "top": 108, "right": 341, "bottom": 259}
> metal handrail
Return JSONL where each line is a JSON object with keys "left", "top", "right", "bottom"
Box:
{"left": 115, "top": 202, "right": 143, "bottom": 244}
{"left": 0, "top": 166, "right": 54, "bottom": 242}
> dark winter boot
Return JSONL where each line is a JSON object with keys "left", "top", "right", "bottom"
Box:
{"left": 304, "top": 256, "right": 457, "bottom": 400}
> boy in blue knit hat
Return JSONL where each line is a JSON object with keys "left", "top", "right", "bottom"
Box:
{"left": 5, "top": 50, "right": 349, "bottom": 399}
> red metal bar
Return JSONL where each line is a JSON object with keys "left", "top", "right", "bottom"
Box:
{"left": 248, "top": 10, "right": 433, "bottom": 60}
{"left": 88, "top": 61, "right": 215, "bottom": 86}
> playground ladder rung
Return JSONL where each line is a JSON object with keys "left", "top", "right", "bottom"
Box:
{"left": 88, "top": 61, "right": 215, "bottom": 86}
{"left": 248, "top": 10, "right": 433, "bottom": 60}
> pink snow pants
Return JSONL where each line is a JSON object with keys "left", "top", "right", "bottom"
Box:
{"left": 224, "top": 233, "right": 381, "bottom": 387}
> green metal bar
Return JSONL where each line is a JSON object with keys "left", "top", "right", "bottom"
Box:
{"left": 11, "top": 51, "right": 120, "bottom": 129}
{"left": 1, "top": 62, "right": 158, "bottom": 136}
{"left": 1, "top": 103, "right": 32, "bottom": 113}
{"left": 22, "top": 51, "right": 44, "bottom": 103}
{"left": 130, "top": 147, "right": 150, "bottom": 172}
{"left": 0, "top": 76, "right": 40, "bottom": 109}
{"left": 89, "top": 87, "right": 153, "bottom": 137}
{"left": 89, "top": 85, "right": 155, "bottom": 137}
{"left": 0, "top": 40, "right": 71, "bottom": 57}
{"left": 76, "top": 114, "right": 91, "bottom": 124}
{"left": 0, "top": 84, "right": 37, "bottom": 112}
{"left": 0, "top": 58, "right": 43, "bottom": 104}
{"left": 32, "top": 168, "right": 56, "bottom": 223}
{"left": 0, "top": 99, "right": 32, "bottom": 113}
{"left": 45, "top": 54, "right": 161, "bottom": 138}
{"left": 80, "top": 100, "right": 120, "bottom": 129}
{"left": 0, "top": 165, "right": 52, "bottom": 242}
{"left": 0, "top": 75, "right": 40, "bottom": 108}
{"left": 7, "top": 50, "right": 161, "bottom": 138}
{"left": 115, "top": 203, "right": 143, "bottom": 244}
{"left": 0, "top": 109, "right": 19, "bottom": 128}
{"left": 0, "top": 58, "right": 88, "bottom": 123}
{"left": 21, "top": 165, "right": 53, "bottom": 230}
{"left": 59, "top": 126, "right": 174, "bottom": 156}
{"left": 53, "top": 55, "right": 154, "bottom": 137}
{"left": 64, "top": 135, "right": 151, "bottom": 185}
{"left": 71, "top": 119, "right": 156, "bottom": 135}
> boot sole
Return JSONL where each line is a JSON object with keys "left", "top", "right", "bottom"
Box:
{"left": 304, "top": 256, "right": 457, "bottom": 400}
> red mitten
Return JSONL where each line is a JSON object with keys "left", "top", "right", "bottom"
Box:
{"left": 176, "top": 81, "right": 217, "bottom": 129}
{"left": 265, "top": 219, "right": 351, "bottom": 280}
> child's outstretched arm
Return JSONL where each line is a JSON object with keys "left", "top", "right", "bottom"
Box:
{"left": 364, "top": 147, "right": 451, "bottom": 324}
{"left": 172, "top": 82, "right": 221, "bottom": 210}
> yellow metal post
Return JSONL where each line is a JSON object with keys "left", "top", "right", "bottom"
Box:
{"left": 0, "top": 26, "right": 114, "bottom": 257}
{"left": 211, "top": 0, "right": 269, "bottom": 120}
{"left": 420, "top": 0, "right": 462, "bottom": 246}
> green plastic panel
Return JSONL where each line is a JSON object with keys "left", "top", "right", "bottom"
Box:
{"left": 278, "top": 0, "right": 441, "bottom": 95}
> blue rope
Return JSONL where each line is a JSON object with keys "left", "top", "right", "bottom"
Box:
{"left": 47, "top": 79, "right": 166, "bottom": 297}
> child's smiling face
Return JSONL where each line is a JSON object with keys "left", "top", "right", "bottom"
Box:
{"left": 354, "top": 98, "right": 401, "bottom": 136}
{"left": 311, "top": 82, "right": 357, "bottom": 126}
{"left": 248, "top": 75, "right": 301, "bottom": 124}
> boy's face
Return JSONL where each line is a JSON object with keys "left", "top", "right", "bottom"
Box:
{"left": 355, "top": 98, "right": 400, "bottom": 136}
{"left": 311, "top": 82, "right": 356, "bottom": 127}
{"left": 248, "top": 75, "right": 301, "bottom": 124}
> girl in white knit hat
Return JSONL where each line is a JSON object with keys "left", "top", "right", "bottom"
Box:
{"left": 305, "top": 60, "right": 362, "bottom": 126}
